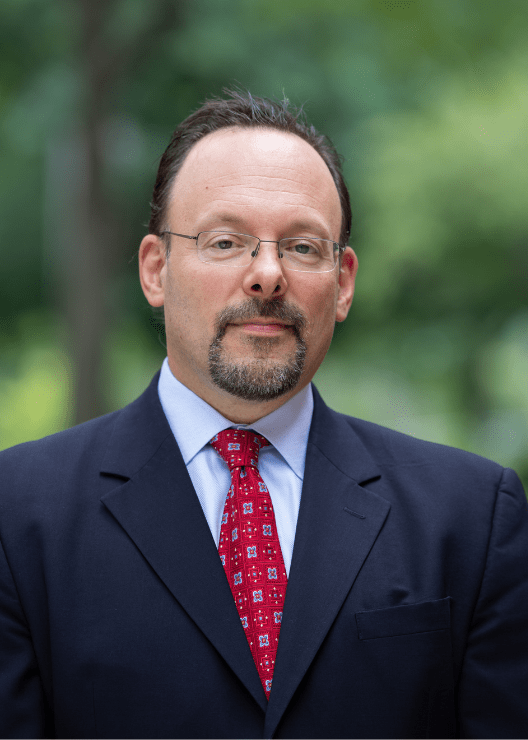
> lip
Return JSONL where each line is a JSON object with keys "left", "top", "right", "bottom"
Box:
{"left": 230, "top": 321, "right": 291, "bottom": 335}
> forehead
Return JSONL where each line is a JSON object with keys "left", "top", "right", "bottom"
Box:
{"left": 167, "top": 127, "right": 342, "bottom": 235}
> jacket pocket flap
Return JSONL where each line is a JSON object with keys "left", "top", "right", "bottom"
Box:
{"left": 355, "top": 597, "right": 451, "bottom": 640}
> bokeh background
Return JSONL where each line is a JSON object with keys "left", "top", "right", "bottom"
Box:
{"left": 1, "top": 0, "right": 527, "bottom": 491}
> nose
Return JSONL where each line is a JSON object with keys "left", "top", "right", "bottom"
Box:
{"left": 241, "top": 240, "right": 288, "bottom": 300}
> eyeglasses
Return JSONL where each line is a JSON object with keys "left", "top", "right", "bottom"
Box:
{"left": 160, "top": 231, "right": 344, "bottom": 273}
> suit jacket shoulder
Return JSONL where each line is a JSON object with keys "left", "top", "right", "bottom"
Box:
{"left": 0, "top": 373, "right": 171, "bottom": 506}
{"left": 310, "top": 383, "right": 516, "bottom": 514}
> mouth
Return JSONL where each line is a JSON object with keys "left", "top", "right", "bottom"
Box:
{"left": 214, "top": 298, "right": 306, "bottom": 341}
{"left": 235, "top": 322, "right": 291, "bottom": 335}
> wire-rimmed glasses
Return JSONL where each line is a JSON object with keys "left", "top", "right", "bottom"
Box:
{"left": 160, "top": 231, "right": 344, "bottom": 273}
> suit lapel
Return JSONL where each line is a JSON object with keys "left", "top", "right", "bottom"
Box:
{"left": 265, "top": 387, "right": 390, "bottom": 737}
{"left": 99, "top": 377, "right": 267, "bottom": 711}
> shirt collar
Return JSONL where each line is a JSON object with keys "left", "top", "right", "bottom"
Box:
{"left": 158, "top": 357, "right": 313, "bottom": 480}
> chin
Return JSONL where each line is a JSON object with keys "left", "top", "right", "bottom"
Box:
{"left": 209, "top": 342, "right": 306, "bottom": 403}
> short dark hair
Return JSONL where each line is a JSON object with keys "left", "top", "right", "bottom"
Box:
{"left": 148, "top": 89, "right": 352, "bottom": 246}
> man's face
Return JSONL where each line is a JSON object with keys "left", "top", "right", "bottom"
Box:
{"left": 139, "top": 127, "right": 357, "bottom": 421}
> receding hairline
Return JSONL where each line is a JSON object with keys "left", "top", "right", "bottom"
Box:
{"left": 164, "top": 124, "right": 343, "bottom": 227}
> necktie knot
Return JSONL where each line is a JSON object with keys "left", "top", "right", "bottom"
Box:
{"left": 210, "top": 429, "right": 269, "bottom": 471}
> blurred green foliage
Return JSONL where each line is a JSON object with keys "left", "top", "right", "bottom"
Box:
{"left": 0, "top": 0, "right": 526, "bottom": 490}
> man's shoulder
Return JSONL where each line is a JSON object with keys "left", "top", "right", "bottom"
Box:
{"left": 342, "top": 410, "right": 501, "bottom": 472}
{"left": 0, "top": 373, "right": 167, "bottom": 496}
{"left": 323, "top": 404, "right": 527, "bottom": 529}
{"left": 313, "top": 387, "right": 503, "bottom": 474}
{"left": 0, "top": 406, "right": 121, "bottom": 518}
{"left": 0, "top": 406, "right": 118, "bottom": 464}
{"left": 315, "top": 393, "right": 518, "bottom": 502}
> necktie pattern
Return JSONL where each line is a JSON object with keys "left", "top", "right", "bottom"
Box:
{"left": 211, "top": 429, "right": 287, "bottom": 698}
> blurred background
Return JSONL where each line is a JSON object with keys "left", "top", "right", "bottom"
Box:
{"left": 1, "top": 0, "right": 527, "bottom": 490}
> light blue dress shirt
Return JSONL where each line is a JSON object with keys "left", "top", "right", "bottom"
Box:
{"left": 157, "top": 358, "right": 313, "bottom": 575}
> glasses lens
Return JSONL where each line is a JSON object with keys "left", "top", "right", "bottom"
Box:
{"left": 196, "top": 232, "right": 257, "bottom": 265}
{"left": 279, "top": 238, "right": 338, "bottom": 272}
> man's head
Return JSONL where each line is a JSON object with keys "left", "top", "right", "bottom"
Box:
{"left": 148, "top": 90, "right": 352, "bottom": 247}
{"left": 139, "top": 92, "right": 357, "bottom": 423}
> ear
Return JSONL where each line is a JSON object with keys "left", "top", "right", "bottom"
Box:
{"left": 336, "top": 247, "right": 358, "bottom": 323}
{"left": 139, "top": 234, "right": 167, "bottom": 307}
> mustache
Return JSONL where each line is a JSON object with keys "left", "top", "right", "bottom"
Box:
{"left": 214, "top": 298, "right": 306, "bottom": 339}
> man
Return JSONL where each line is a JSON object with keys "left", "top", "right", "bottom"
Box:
{"left": 0, "top": 91, "right": 527, "bottom": 739}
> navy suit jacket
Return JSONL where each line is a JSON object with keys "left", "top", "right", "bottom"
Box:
{"left": 1, "top": 375, "right": 527, "bottom": 738}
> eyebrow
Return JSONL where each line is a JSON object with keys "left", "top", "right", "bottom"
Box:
{"left": 197, "top": 212, "right": 331, "bottom": 237}
{"left": 206, "top": 213, "right": 244, "bottom": 227}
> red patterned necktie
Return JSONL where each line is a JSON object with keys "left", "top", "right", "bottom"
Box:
{"left": 210, "top": 429, "right": 287, "bottom": 698}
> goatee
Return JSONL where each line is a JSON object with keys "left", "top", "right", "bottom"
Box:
{"left": 209, "top": 298, "right": 307, "bottom": 401}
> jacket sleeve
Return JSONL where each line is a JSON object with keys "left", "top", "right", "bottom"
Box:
{"left": 458, "top": 467, "right": 528, "bottom": 738}
{"left": 0, "top": 537, "right": 49, "bottom": 738}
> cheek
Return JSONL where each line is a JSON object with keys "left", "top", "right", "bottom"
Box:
{"left": 300, "top": 281, "right": 338, "bottom": 332}
{"left": 163, "top": 270, "right": 199, "bottom": 339}
{"left": 166, "top": 265, "right": 235, "bottom": 334}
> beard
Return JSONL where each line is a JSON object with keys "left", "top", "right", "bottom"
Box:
{"left": 208, "top": 298, "right": 307, "bottom": 402}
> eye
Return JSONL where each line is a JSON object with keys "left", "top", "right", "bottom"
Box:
{"left": 197, "top": 232, "right": 252, "bottom": 264}
{"left": 205, "top": 233, "right": 246, "bottom": 250}
{"left": 281, "top": 239, "right": 321, "bottom": 256}
{"left": 293, "top": 241, "right": 317, "bottom": 255}
{"left": 214, "top": 239, "right": 235, "bottom": 250}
